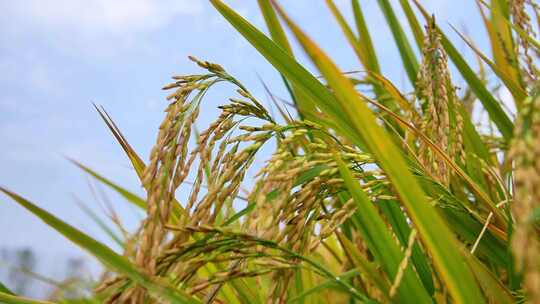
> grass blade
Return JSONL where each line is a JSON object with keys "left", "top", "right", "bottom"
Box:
{"left": 265, "top": 3, "right": 485, "bottom": 301}
{"left": 336, "top": 156, "right": 431, "bottom": 303}
{"left": 463, "top": 249, "right": 515, "bottom": 303}
{"left": 0, "top": 283, "right": 14, "bottom": 295}
{"left": 69, "top": 159, "right": 146, "bottom": 210}
{"left": 0, "top": 187, "right": 201, "bottom": 304}
{"left": 451, "top": 24, "right": 526, "bottom": 103}
{"left": 74, "top": 198, "right": 125, "bottom": 248}
{"left": 378, "top": 200, "right": 435, "bottom": 295}
{"left": 327, "top": 0, "right": 393, "bottom": 109}
{"left": 337, "top": 233, "right": 391, "bottom": 297}
{"left": 325, "top": 0, "right": 366, "bottom": 69}
{"left": 397, "top": 0, "right": 424, "bottom": 50}
{"left": 209, "top": 0, "right": 359, "bottom": 143}
{"left": 288, "top": 269, "right": 360, "bottom": 303}
{"left": 93, "top": 105, "right": 146, "bottom": 179}
{"left": 0, "top": 291, "right": 55, "bottom": 304}
{"left": 376, "top": 0, "right": 419, "bottom": 85}
{"left": 257, "top": 0, "right": 316, "bottom": 119}
{"left": 487, "top": 0, "right": 522, "bottom": 96}
{"left": 351, "top": 0, "right": 381, "bottom": 74}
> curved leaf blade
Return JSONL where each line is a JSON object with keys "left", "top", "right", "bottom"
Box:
{"left": 0, "top": 187, "right": 200, "bottom": 304}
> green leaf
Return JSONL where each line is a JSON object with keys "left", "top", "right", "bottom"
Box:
{"left": 378, "top": 200, "right": 435, "bottom": 295}
{"left": 441, "top": 208, "right": 507, "bottom": 267}
{"left": 337, "top": 233, "right": 391, "bottom": 297}
{"left": 257, "top": 0, "right": 293, "bottom": 54}
{"left": 487, "top": 0, "right": 522, "bottom": 98}
{"left": 463, "top": 249, "right": 515, "bottom": 304}
{"left": 93, "top": 105, "right": 146, "bottom": 179}
{"left": 376, "top": 0, "right": 419, "bottom": 85}
{"left": 223, "top": 203, "right": 255, "bottom": 226}
{"left": 288, "top": 269, "right": 360, "bottom": 303}
{"left": 257, "top": 0, "right": 316, "bottom": 118}
{"left": 69, "top": 159, "right": 146, "bottom": 210}
{"left": 327, "top": 0, "right": 393, "bottom": 110}
{"left": 0, "top": 291, "right": 55, "bottom": 304}
{"left": 351, "top": 0, "right": 381, "bottom": 74}
{"left": 0, "top": 282, "right": 14, "bottom": 296}
{"left": 0, "top": 187, "right": 201, "bottom": 304}
{"left": 451, "top": 25, "right": 526, "bottom": 103}
{"left": 262, "top": 3, "right": 484, "bottom": 301}
{"left": 335, "top": 156, "right": 431, "bottom": 303}
{"left": 325, "top": 0, "right": 367, "bottom": 69}
{"left": 75, "top": 198, "right": 125, "bottom": 248}
{"left": 209, "top": 1, "right": 339, "bottom": 117}
{"left": 397, "top": 0, "right": 424, "bottom": 50}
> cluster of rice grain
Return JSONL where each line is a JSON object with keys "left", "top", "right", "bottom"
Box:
{"left": 84, "top": 28, "right": 539, "bottom": 302}
{"left": 415, "top": 18, "right": 465, "bottom": 185}
{"left": 510, "top": 0, "right": 539, "bottom": 83}
{"left": 5, "top": 1, "right": 540, "bottom": 304}
{"left": 510, "top": 93, "right": 540, "bottom": 303}
{"left": 91, "top": 56, "right": 395, "bottom": 303}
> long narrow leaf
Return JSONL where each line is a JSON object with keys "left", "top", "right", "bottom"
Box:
{"left": 265, "top": 3, "right": 486, "bottom": 302}
{"left": 257, "top": 0, "right": 317, "bottom": 118}
{"left": 0, "top": 283, "right": 14, "bottom": 296}
{"left": 336, "top": 156, "right": 431, "bottom": 303}
{"left": 0, "top": 187, "right": 200, "bottom": 304}
{"left": 397, "top": 0, "right": 424, "bottom": 50}
{"left": 70, "top": 159, "right": 146, "bottom": 210}
{"left": 288, "top": 269, "right": 360, "bottom": 303}
{"left": 351, "top": 0, "right": 381, "bottom": 74}
{"left": 0, "top": 291, "right": 55, "bottom": 304}
{"left": 376, "top": 0, "right": 419, "bottom": 85}
{"left": 451, "top": 25, "right": 526, "bottom": 103}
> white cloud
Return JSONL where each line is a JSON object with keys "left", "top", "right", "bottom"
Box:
{"left": 2, "top": 0, "right": 203, "bottom": 35}
{"left": 0, "top": 0, "right": 206, "bottom": 57}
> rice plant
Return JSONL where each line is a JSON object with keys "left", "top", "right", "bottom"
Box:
{"left": 1, "top": 0, "right": 539, "bottom": 303}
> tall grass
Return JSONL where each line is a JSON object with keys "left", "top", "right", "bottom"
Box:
{"left": 1, "top": 0, "right": 539, "bottom": 303}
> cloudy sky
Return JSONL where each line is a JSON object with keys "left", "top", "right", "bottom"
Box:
{"left": 0, "top": 0, "right": 489, "bottom": 288}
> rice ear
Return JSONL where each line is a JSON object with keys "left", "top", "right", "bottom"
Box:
{"left": 509, "top": 93, "right": 540, "bottom": 302}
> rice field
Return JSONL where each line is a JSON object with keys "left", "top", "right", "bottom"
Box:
{"left": 1, "top": 0, "right": 539, "bottom": 303}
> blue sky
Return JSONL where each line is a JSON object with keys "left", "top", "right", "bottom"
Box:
{"left": 0, "top": 0, "right": 492, "bottom": 286}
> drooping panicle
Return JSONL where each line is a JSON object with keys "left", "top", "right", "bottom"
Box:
{"left": 510, "top": 0, "right": 539, "bottom": 83}
{"left": 415, "top": 17, "right": 465, "bottom": 185}
{"left": 510, "top": 93, "right": 540, "bottom": 303}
